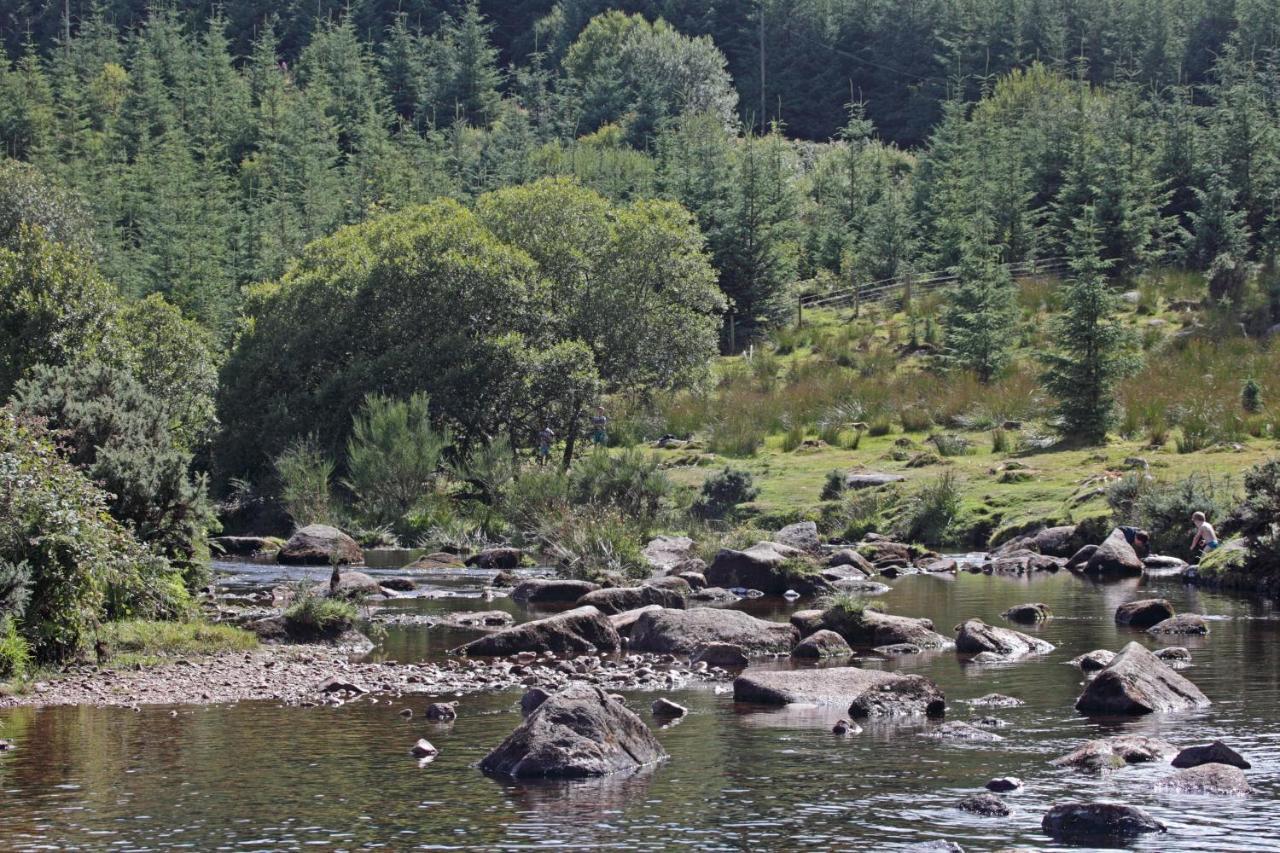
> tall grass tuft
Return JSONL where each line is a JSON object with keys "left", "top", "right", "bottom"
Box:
{"left": 897, "top": 471, "right": 962, "bottom": 545}
{"left": 275, "top": 435, "right": 335, "bottom": 527}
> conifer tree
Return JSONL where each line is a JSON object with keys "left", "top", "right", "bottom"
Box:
{"left": 943, "top": 221, "right": 1019, "bottom": 382}
{"left": 1040, "top": 208, "right": 1136, "bottom": 442}
{"left": 434, "top": 1, "right": 504, "bottom": 128}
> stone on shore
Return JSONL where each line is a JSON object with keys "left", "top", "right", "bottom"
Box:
{"left": 1155, "top": 763, "right": 1251, "bottom": 795}
{"left": 1083, "top": 530, "right": 1144, "bottom": 576}
{"left": 1172, "top": 741, "right": 1251, "bottom": 770}
{"left": 1032, "top": 524, "right": 1087, "bottom": 557}
{"left": 642, "top": 535, "right": 697, "bottom": 572}
{"left": 277, "top": 524, "right": 363, "bottom": 566}
{"left": 453, "top": 606, "right": 620, "bottom": 656}
{"left": 827, "top": 549, "right": 876, "bottom": 574}
{"left": 480, "top": 684, "right": 667, "bottom": 778}
{"left": 704, "top": 542, "right": 833, "bottom": 596}
{"left": 1075, "top": 641, "right": 1210, "bottom": 715}
{"left": 511, "top": 579, "right": 601, "bottom": 604}
{"left": 689, "top": 642, "right": 749, "bottom": 668}
{"left": 608, "top": 605, "right": 664, "bottom": 638}
{"left": 1041, "top": 803, "right": 1165, "bottom": 842}
{"left": 774, "top": 521, "right": 821, "bottom": 552}
{"left": 629, "top": 607, "right": 798, "bottom": 656}
{"left": 1001, "top": 603, "right": 1052, "bottom": 624}
{"left": 1065, "top": 544, "right": 1098, "bottom": 570}
{"left": 1148, "top": 613, "right": 1210, "bottom": 635}
{"left": 210, "top": 535, "right": 282, "bottom": 556}
{"left": 791, "top": 629, "right": 853, "bottom": 659}
{"left": 1114, "top": 598, "right": 1175, "bottom": 628}
{"left": 576, "top": 585, "right": 685, "bottom": 615}
{"left": 954, "top": 619, "right": 1054, "bottom": 659}
{"left": 465, "top": 547, "right": 523, "bottom": 569}
{"left": 733, "top": 667, "right": 945, "bottom": 719}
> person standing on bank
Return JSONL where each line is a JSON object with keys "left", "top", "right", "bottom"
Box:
{"left": 590, "top": 406, "right": 609, "bottom": 447}
{"left": 537, "top": 426, "right": 555, "bottom": 465}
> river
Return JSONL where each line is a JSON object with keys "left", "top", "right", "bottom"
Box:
{"left": 2, "top": 559, "right": 1278, "bottom": 851}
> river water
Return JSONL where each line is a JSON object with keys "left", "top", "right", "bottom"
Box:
{"left": 3, "top": 559, "right": 1279, "bottom": 851}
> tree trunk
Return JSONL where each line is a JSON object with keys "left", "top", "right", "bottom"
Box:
{"left": 561, "top": 399, "right": 582, "bottom": 469}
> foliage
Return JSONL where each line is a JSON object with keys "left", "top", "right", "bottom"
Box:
{"left": 1108, "top": 472, "right": 1238, "bottom": 558}
{"left": 820, "top": 470, "right": 845, "bottom": 501}
{"left": 13, "top": 362, "right": 215, "bottom": 591}
{"left": 1237, "top": 459, "right": 1280, "bottom": 570}
{"left": 567, "top": 448, "right": 670, "bottom": 527}
{"left": 896, "top": 471, "right": 962, "bottom": 545}
{"left": 820, "top": 593, "right": 885, "bottom": 633}
{"left": 690, "top": 466, "right": 759, "bottom": 520}
{"left": 535, "top": 508, "right": 646, "bottom": 583}
{"left": 0, "top": 159, "right": 96, "bottom": 254}
{"left": 1039, "top": 211, "right": 1138, "bottom": 442}
{"left": 449, "top": 436, "right": 517, "bottom": 505}
{"left": 0, "top": 616, "right": 29, "bottom": 680}
{"left": 284, "top": 594, "right": 356, "bottom": 635}
{"left": 344, "top": 393, "right": 451, "bottom": 528}
{"left": 0, "top": 408, "right": 189, "bottom": 663}
{"left": 275, "top": 436, "right": 336, "bottom": 528}
{"left": 1242, "top": 378, "right": 1263, "bottom": 414}
{"left": 96, "top": 619, "right": 257, "bottom": 663}
{"left": 943, "top": 234, "right": 1019, "bottom": 383}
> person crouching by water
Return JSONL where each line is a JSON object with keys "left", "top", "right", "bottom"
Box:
{"left": 1190, "top": 511, "right": 1219, "bottom": 560}
{"left": 1118, "top": 525, "right": 1151, "bottom": 558}
{"left": 537, "top": 426, "right": 555, "bottom": 465}
{"left": 590, "top": 406, "right": 609, "bottom": 447}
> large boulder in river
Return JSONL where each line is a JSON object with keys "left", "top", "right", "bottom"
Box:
{"left": 1114, "top": 598, "right": 1175, "bottom": 628}
{"left": 576, "top": 585, "right": 685, "bottom": 615}
{"left": 1155, "top": 763, "right": 1251, "bottom": 795}
{"left": 465, "top": 547, "right": 523, "bottom": 569}
{"left": 1002, "top": 602, "right": 1052, "bottom": 624}
{"left": 1083, "top": 530, "right": 1144, "bottom": 576}
{"left": 642, "top": 535, "right": 696, "bottom": 572}
{"left": 511, "top": 579, "right": 601, "bottom": 604}
{"left": 827, "top": 549, "right": 875, "bottom": 575}
{"left": 480, "top": 684, "right": 666, "bottom": 778}
{"left": 791, "top": 629, "right": 853, "bottom": 659}
{"left": 954, "top": 618, "right": 1053, "bottom": 658}
{"left": 825, "top": 609, "right": 953, "bottom": 649}
{"left": 704, "top": 541, "right": 833, "bottom": 596}
{"left": 629, "top": 607, "right": 798, "bottom": 656}
{"left": 1032, "top": 524, "right": 1087, "bottom": 557}
{"left": 453, "top": 606, "right": 620, "bottom": 656}
{"left": 1065, "top": 544, "right": 1098, "bottom": 571}
{"left": 690, "top": 643, "right": 749, "bottom": 668}
{"left": 1172, "top": 741, "right": 1251, "bottom": 770}
{"left": 1148, "top": 613, "right": 1209, "bottom": 635}
{"left": 1075, "top": 641, "right": 1210, "bottom": 715}
{"left": 733, "top": 666, "right": 945, "bottom": 718}
{"left": 608, "top": 605, "right": 663, "bottom": 638}
{"left": 774, "top": 521, "right": 821, "bottom": 553}
{"left": 1041, "top": 803, "right": 1165, "bottom": 843}
{"left": 277, "top": 524, "right": 363, "bottom": 566}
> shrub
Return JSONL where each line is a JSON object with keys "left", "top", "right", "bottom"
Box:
{"left": 867, "top": 416, "right": 893, "bottom": 437}
{"left": 502, "top": 467, "right": 570, "bottom": 532}
{"left": 899, "top": 407, "right": 934, "bottom": 433}
{"left": 1175, "top": 415, "right": 1214, "bottom": 454}
{"left": 344, "top": 392, "right": 451, "bottom": 528}
{"left": 568, "top": 448, "right": 671, "bottom": 526}
{"left": 0, "top": 616, "right": 29, "bottom": 680}
{"left": 1242, "top": 378, "right": 1263, "bottom": 413}
{"left": 842, "top": 429, "right": 863, "bottom": 450}
{"left": 0, "top": 409, "right": 188, "bottom": 662}
{"left": 450, "top": 437, "right": 517, "bottom": 505}
{"left": 820, "top": 470, "right": 845, "bottom": 501}
{"left": 537, "top": 509, "right": 646, "bottom": 583}
{"left": 14, "top": 362, "right": 217, "bottom": 591}
{"left": 896, "top": 471, "right": 962, "bottom": 545}
{"left": 284, "top": 594, "right": 356, "bottom": 636}
{"left": 1109, "top": 472, "right": 1238, "bottom": 558}
{"left": 275, "top": 436, "right": 336, "bottom": 527}
{"left": 691, "top": 467, "right": 759, "bottom": 520}
{"left": 827, "top": 488, "right": 895, "bottom": 541}
{"left": 1237, "top": 458, "right": 1280, "bottom": 569}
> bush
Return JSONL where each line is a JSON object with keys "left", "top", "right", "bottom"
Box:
{"left": 1242, "top": 378, "right": 1263, "bottom": 413}
{"left": 781, "top": 421, "right": 807, "bottom": 452}
{"left": 691, "top": 467, "right": 759, "bottom": 520}
{"left": 896, "top": 471, "right": 962, "bottom": 545}
{"left": 14, "top": 362, "right": 216, "bottom": 591}
{"left": 824, "top": 488, "right": 894, "bottom": 541}
{"left": 0, "top": 617, "right": 29, "bottom": 679}
{"left": 0, "top": 409, "right": 189, "bottom": 662}
{"left": 275, "top": 436, "right": 336, "bottom": 527}
{"left": 344, "top": 393, "right": 450, "bottom": 528}
{"left": 867, "top": 416, "right": 893, "bottom": 437}
{"left": 568, "top": 448, "right": 671, "bottom": 527}
{"left": 502, "top": 467, "right": 570, "bottom": 532}
{"left": 1108, "top": 472, "right": 1238, "bottom": 558}
{"left": 900, "top": 407, "right": 934, "bottom": 433}
{"left": 991, "top": 427, "right": 1010, "bottom": 453}
{"left": 929, "top": 433, "right": 973, "bottom": 457}
{"left": 820, "top": 470, "right": 845, "bottom": 501}
{"left": 537, "top": 509, "right": 646, "bottom": 583}
{"left": 1237, "top": 458, "right": 1280, "bottom": 569}
{"left": 284, "top": 594, "right": 356, "bottom": 635}
{"left": 450, "top": 437, "right": 517, "bottom": 505}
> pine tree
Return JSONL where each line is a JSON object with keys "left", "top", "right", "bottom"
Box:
{"left": 434, "top": 1, "right": 504, "bottom": 128}
{"left": 1187, "top": 166, "right": 1252, "bottom": 304}
{"left": 943, "top": 221, "right": 1019, "bottom": 383}
{"left": 1040, "top": 209, "right": 1136, "bottom": 442}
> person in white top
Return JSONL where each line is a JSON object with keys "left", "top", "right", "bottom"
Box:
{"left": 1190, "top": 511, "right": 1219, "bottom": 557}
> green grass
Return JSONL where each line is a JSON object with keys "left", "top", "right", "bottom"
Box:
{"left": 97, "top": 619, "right": 258, "bottom": 667}
{"left": 283, "top": 596, "right": 357, "bottom": 635}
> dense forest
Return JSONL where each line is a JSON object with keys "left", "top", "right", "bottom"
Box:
{"left": 3, "top": 1, "right": 1280, "bottom": 670}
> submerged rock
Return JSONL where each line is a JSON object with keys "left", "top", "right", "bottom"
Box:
{"left": 967, "top": 693, "right": 1024, "bottom": 708}
{"left": 411, "top": 738, "right": 438, "bottom": 758}
{"left": 923, "top": 721, "right": 1004, "bottom": 742}
{"left": 278, "top": 524, "right": 363, "bottom": 566}
{"left": 511, "top": 579, "right": 601, "bottom": 604}
{"left": 452, "top": 606, "right": 620, "bottom": 656}
{"left": 957, "top": 793, "right": 1010, "bottom": 817}
{"left": 465, "top": 547, "right": 523, "bottom": 569}
{"left": 1172, "top": 741, "right": 1251, "bottom": 770}
{"left": 1155, "top": 763, "right": 1251, "bottom": 795}
{"left": 1068, "top": 649, "right": 1116, "bottom": 672}
{"left": 1075, "top": 641, "right": 1210, "bottom": 715}
{"left": 1114, "top": 598, "right": 1175, "bottom": 628}
{"left": 1148, "top": 613, "right": 1210, "bottom": 635}
{"left": 1001, "top": 602, "right": 1052, "bottom": 624}
{"left": 1051, "top": 735, "right": 1177, "bottom": 772}
{"left": 651, "top": 697, "right": 688, "bottom": 718}
{"left": 985, "top": 777, "right": 1023, "bottom": 793}
{"left": 734, "top": 666, "right": 945, "bottom": 719}
{"left": 629, "top": 608, "right": 798, "bottom": 656}
{"left": 1153, "top": 646, "right": 1192, "bottom": 663}
{"left": 576, "top": 585, "right": 685, "bottom": 615}
{"left": 954, "top": 619, "right": 1054, "bottom": 659}
{"left": 425, "top": 702, "right": 458, "bottom": 722}
{"left": 480, "top": 684, "right": 667, "bottom": 778}
{"left": 791, "top": 629, "right": 853, "bottom": 659}
{"left": 1041, "top": 802, "right": 1165, "bottom": 842}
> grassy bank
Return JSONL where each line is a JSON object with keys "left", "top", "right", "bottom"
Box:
{"left": 92, "top": 620, "right": 258, "bottom": 669}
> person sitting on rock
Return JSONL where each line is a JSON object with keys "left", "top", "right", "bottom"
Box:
{"left": 1118, "top": 525, "right": 1151, "bottom": 558}
{"left": 1190, "top": 511, "right": 1219, "bottom": 557}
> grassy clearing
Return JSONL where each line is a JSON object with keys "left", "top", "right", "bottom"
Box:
{"left": 96, "top": 620, "right": 258, "bottom": 668}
